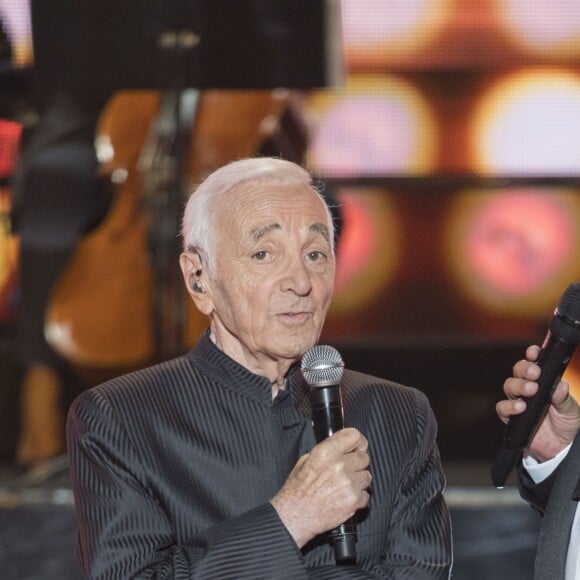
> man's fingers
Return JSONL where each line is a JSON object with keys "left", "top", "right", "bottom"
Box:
{"left": 512, "top": 360, "right": 541, "bottom": 382}
{"left": 356, "top": 467, "right": 372, "bottom": 490}
{"left": 503, "top": 376, "right": 538, "bottom": 400}
{"left": 322, "top": 428, "right": 368, "bottom": 455}
{"left": 496, "top": 399, "right": 526, "bottom": 424}
{"left": 525, "top": 344, "right": 541, "bottom": 362}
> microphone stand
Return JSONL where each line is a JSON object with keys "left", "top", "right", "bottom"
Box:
{"left": 137, "top": 30, "right": 200, "bottom": 359}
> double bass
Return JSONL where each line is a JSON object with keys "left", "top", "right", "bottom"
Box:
{"left": 44, "top": 89, "right": 292, "bottom": 370}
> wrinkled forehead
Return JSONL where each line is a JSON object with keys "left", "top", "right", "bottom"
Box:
{"left": 217, "top": 180, "right": 332, "bottom": 237}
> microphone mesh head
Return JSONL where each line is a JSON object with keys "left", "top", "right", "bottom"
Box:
{"left": 301, "top": 345, "right": 344, "bottom": 387}
{"left": 552, "top": 282, "right": 580, "bottom": 343}
{"left": 558, "top": 282, "right": 580, "bottom": 322}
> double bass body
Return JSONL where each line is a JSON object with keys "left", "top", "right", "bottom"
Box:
{"left": 45, "top": 89, "right": 290, "bottom": 371}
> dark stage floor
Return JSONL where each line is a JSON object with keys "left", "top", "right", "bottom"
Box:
{"left": 0, "top": 458, "right": 542, "bottom": 580}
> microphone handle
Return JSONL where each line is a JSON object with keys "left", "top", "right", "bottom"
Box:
{"left": 491, "top": 446, "right": 521, "bottom": 489}
{"left": 328, "top": 521, "right": 357, "bottom": 564}
{"left": 311, "top": 387, "right": 357, "bottom": 564}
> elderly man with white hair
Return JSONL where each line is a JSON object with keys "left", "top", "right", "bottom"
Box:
{"left": 67, "top": 157, "right": 452, "bottom": 579}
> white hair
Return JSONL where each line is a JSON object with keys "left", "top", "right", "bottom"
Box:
{"left": 181, "top": 157, "right": 335, "bottom": 274}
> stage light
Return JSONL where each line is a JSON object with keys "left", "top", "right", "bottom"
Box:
{"left": 0, "top": 0, "right": 33, "bottom": 67}
{"left": 445, "top": 188, "right": 580, "bottom": 316}
{"left": 328, "top": 187, "right": 400, "bottom": 314}
{"left": 306, "top": 75, "right": 438, "bottom": 177}
{"left": 471, "top": 69, "right": 580, "bottom": 175}
{"left": 341, "top": 0, "right": 454, "bottom": 66}
{"left": 493, "top": 0, "right": 580, "bottom": 58}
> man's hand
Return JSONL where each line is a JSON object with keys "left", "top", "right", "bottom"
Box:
{"left": 496, "top": 345, "right": 580, "bottom": 462}
{"left": 271, "top": 428, "right": 371, "bottom": 548}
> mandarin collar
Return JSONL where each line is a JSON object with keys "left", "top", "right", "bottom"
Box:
{"left": 187, "top": 331, "right": 310, "bottom": 408}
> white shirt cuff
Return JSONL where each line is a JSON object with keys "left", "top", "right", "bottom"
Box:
{"left": 522, "top": 443, "right": 572, "bottom": 484}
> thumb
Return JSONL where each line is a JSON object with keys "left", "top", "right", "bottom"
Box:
{"left": 551, "top": 381, "right": 580, "bottom": 418}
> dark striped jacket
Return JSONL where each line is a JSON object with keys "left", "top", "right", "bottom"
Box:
{"left": 67, "top": 333, "right": 452, "bottom": 579}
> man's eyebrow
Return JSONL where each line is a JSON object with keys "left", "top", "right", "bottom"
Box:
{"left": 249, "top": 222, "right": 330, "bottom": 242}
{"left": 310, "top": 222, "right": 330, "bottom": 241}
{"left": 250, "top": 223, "right": 281, "bottom": 241}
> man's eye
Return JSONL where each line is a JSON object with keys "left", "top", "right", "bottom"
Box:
{"left": 307, "top": 251, "right": 326, "bottom": 262}
{"left": 252, "top": 251, "right": 269, "bottom": 261}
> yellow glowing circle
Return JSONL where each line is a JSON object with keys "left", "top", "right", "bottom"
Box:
{"left": 472, "top": 69, "right": 580, "bottom": 174}
{"left": 328, "top": 188, "right": 400, "bottom": 314}
{"left": 445, "top": 188, "right": 580, "bottom": 316}
{"left": 341, "top": 0, "right": 454, "bottom": 61}
{"left": 306, "top": 75, "right": 438, "bottom": 177}
{"left": 493, "top": 0, "right": 580, "bottom": 58}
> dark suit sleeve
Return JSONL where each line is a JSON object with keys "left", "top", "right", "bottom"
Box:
{"left": 378, "top": 390, "right": 451, "bottom": 578}
{"left": 518, "top": 461, "right": 560, "bottom": 516}
{"left": 67, "top": 389, "right": 308, "bottom": 579}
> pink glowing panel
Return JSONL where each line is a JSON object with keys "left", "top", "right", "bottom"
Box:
{"left": 472, "top": 70, "right": 580, "bottom": 175}
{"left": 329, "top": 188, "right": 400, "bottom": 314}
{"left": 466, "top": 193, "right": 571, "bottom": 293}
{"left": 445, "top": 189, "right": 580, "bottom": 315}
{"left": 307, "top": 76, "right": 437, "bottom": 177}
{"left": 341, "top": 0, "right": 452, "bottom": 58}
{"left": 493, "top": 0, "right": 580, "bottom": 56}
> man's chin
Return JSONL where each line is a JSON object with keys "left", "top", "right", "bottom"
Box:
{"left": 271, "top": 332, "right": 319, "bottom": 360}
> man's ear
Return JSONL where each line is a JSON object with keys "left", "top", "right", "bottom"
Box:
{"left": 179, "top": 252, "right": 214, "bottom": 316}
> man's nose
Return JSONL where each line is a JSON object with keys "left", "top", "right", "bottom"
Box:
{"left": 281, "top": 254, "right": 313, "bottom": 295}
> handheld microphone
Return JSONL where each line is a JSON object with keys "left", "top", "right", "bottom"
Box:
{"left": 491, "top": 282, "right": 580, "bottom": 488}
{"left": 301, "top": 344, "right": 357, "bottom": 564}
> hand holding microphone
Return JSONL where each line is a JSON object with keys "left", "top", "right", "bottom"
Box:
{"left": 492, "top": 282, "right": 580, "bottom": 487}
{"left": 271, "top": 345, "right": 370, "bottom": 563}
{"left": 497, "top": 345, "right": 580, "bottom": 462}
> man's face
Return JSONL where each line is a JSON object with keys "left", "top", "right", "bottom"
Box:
{"left": 206, "top": 181, "right": 336, "bottom": 366}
